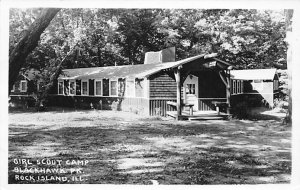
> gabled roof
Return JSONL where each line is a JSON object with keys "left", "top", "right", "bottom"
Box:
{"left": 58, "top": 53, "right": 233, "bottom": 80}
{"left": 230, "top": 69, "right": 278, "bottom": 80}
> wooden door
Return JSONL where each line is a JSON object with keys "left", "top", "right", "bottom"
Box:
{"left": 183, "top": 75, "right": 198, "bottom": 110}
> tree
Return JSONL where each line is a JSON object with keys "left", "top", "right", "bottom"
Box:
{"left": 9, "top": 8, "right": 60, "bottom": 91}
{"left": 114, "top": 9, "right": 166, "bottom": 65}
{"left": 284, "top": 9, "right": 293, "bottom": 123}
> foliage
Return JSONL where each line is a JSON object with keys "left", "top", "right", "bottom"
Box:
{"left": 9, "top": 8, "right": 60, "bottom": 92}
{"left": 10, "top": 8, "right": 287, "bottom": 70}
{"left": 9, "top": 9, "right": 288, "bottom": 109}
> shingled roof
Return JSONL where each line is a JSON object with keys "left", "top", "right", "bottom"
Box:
{"left": 230, "top": 69, "right": 278, "bottom": 80}
{"left": 58, "top": 53, "right": 229, "bottom": 80}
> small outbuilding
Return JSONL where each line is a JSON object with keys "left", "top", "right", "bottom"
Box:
{"left": 230, "top": 69, "right": 279, "bottom": 108}
{"left": 9, "top": 69, "right": 41, "bottom": 108}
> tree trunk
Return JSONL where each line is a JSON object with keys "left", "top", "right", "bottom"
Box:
{"left": 285, "top": 9, "right": 293, "bottom": 123}
{"left": 9, "top": 8, "right": 60, "bottom": 91}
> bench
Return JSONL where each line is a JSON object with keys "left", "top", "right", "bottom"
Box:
{"left": 211, "top": 101, "right": 227, "bottom": 115}
{"left": 167, "top": 101, "right": 194, "bottom": 115}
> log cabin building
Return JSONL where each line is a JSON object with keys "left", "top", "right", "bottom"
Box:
{"left": 53, "top": 47, "right": 235, "bottom": 119}
{"left": 9, "top": 47, "right": 280, "bottom": 119}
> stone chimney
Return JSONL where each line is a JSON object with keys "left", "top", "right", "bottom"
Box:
{"left": 144, "top": 47, "right": 175, "bottom": 64}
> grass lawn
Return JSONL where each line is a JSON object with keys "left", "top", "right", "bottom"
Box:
{"left": 8, "top": 108, "right": 291, "bottom": 184}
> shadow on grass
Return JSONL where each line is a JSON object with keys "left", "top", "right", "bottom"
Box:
{"left": 8, "top": 115, "right": 291, "bottom": 184}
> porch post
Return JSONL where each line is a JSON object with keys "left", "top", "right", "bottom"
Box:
{"left": 226, "top": 70, "right": 231, "bottom": 114}
{"left": 174, "top": 67, "right": 182, "bottom": 120}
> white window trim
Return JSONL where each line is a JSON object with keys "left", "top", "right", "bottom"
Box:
{"left": 109, "top": 79, "right": 118, "bottom": 97}
{"left": 69, "top": 80, "right": 76, "bottom": 96}
{"left": 237, "top": 80, "right": 240, "bottom": 94}
{"left": 20, "top": 80, "right": 27, "bottom": 92}
{"left": 58, "top": 80, "right": 64, "bottom": 95}
{"left": 94, "top": 79, "right": 103, "bottom": 96}
{"left": 81, "top": 80, "right": 89, "bottom": 96}
{"left": 125, "top": 78, "right": 135, "bottom": 97}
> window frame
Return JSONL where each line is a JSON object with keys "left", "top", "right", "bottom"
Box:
{"left": 241, "top": 80, "right": 244, "bottom": 93}
{"left": 274, "top": 80, "right": 279, "bottom": 90}
{"left": 69, "top": 80, "right": 76, "bottom": 95}
{"left": 186, "top": 83, "right": 196, "bottom": 95}
{"left": 19, "top": 80, "right": 27, "bottom": 92}
{"left": 81, "top": 80, "right": 89, "bottom": 96}
{"left": 94, "top": 79, "right": 103, "bottom": 96}
{"left": 232, "top": 80, "right": 236, "bottom": 94}
{"left": 110, "top": 79, "right": 118, "bottom": 97}
{"left": 237, "top": 80, "right": 240, "bottom": 94}
{"left": 58, "top": 81, "right": 64, "bottom": 95}
{"left": 37, "top": 81, "right": 42, "bottom": 92}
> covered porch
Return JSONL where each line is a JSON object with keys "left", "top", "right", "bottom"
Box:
{"left": 164, "top": 53, "right": 234, "bottom": 120}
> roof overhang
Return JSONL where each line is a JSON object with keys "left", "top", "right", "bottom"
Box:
{"left": 58, "top": 53, "right": 235, "bottom": 80}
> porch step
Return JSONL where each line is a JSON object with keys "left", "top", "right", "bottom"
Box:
{"left": 188, "top": 116, "right": 225, "bottom": 121}
{"left": 166, "top": 111, "right": 229, "bottom": 120}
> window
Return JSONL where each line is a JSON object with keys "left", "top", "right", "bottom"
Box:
{"left": 232, "top": 80, "right": 236, "bottom": 94}
{"left": 110, "top": 80, "right": 118, "bottom": 96}
{"left": 58, "top": 81, "right": 64, "bottom": 95}
{"left": 64, "top": 81, "right": 69, "bottom": 95}
{"left": 69, "top": 81, "right": 76, "bottom": 95}
{"left": 81, "top": 81, "right": 88, "bottom": 95}
{"left": 186, "top": 84, "right": 195, "bottom": 94}
{"left": 237, "top": 80, "right": 240, "bottom": 94}
{"left": 19, "top": 80, "right": 27, "bottom": 92}
{"left": 274, "top": 80, "right": 279, "bottom": 90}
{"left": 37, "top": 82, "right": 44, "bottom": 92}
{"left": 95, "top": 80, "right": 102, "bottom": 96}
{"left": 118, "top": 79, "right": 125, "bottom": 96}
{"left": 241, "top": 80, "right": 244, "bottom": 93}
{"left": 126, "top": 79, "right": 135, "bottom": 97}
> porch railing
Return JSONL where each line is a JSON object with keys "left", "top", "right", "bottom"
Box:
{"left": 198, "top": 98, "right": 227, "bottom": 111}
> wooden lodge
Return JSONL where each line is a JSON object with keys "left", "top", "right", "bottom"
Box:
{"left": 9, "top": 48, "right": 281, "bottom": 119}
{"left": 53, "top": 47, "right": 235, "bottom": 119}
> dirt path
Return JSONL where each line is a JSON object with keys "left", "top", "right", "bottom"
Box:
{"left": 8, "top": 109, "right": 291, "bottom": 184}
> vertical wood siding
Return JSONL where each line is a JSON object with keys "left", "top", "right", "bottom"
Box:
{"left": 47, "top": 95, "right": 150, "bottom": 115}
{"left": 149, "top": 98, "right": 176, "bottom": 116}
